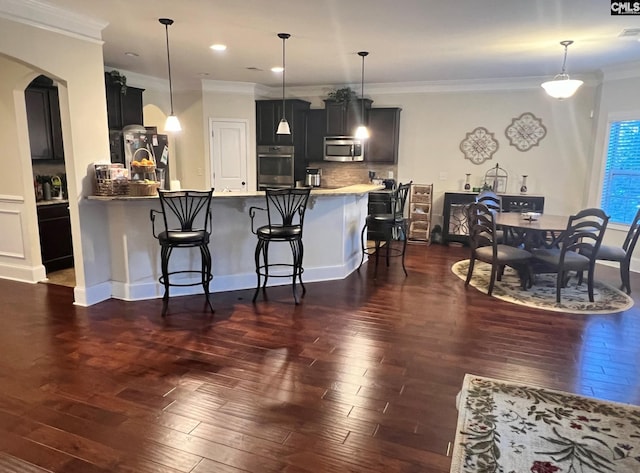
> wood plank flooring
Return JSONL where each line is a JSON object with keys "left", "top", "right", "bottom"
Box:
{"left": 0, "top": 244, "right": 639, "bottom": 472}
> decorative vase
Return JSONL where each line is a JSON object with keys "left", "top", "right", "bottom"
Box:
{"left": 520, "top": 175, "right": 528, "bottom": 194}
{"left": 464, "top": 174, "right": 471, "bottom": 191}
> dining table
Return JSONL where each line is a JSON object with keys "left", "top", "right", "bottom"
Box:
{"left": 495, "top": 212, "right": 569, "bottom": 250}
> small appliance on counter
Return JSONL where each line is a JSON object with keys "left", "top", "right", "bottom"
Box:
{"left": 305, "top": 167, "right": 322, "bottom": 187}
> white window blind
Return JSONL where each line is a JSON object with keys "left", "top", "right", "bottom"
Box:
{"left": 601, "top": 120, "right": 640, "bottom": 224}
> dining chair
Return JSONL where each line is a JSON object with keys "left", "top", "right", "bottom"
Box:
{"left": 580, "top": 207, "right": 640, "bottom": 294}
{"left": 476, "top": 189, "right": 505, "bottom": 243}
{"left": 249, "top": 187, "right": 311, "bottom": 304}
{"left": 359, "top": 181, "right": 412, "bottom": 277}
{"left": 531, "top": 208, "right": 609, "bottom": 303}
{"left": 150, "top": 188, "right": 215, "bottom": 316}
{"left": 464, "top": 202, "right": 533, "bottom": 296}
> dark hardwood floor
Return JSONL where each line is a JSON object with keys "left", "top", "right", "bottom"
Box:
{"left": 1, "top": 244, "right": 639, "bottom": 472}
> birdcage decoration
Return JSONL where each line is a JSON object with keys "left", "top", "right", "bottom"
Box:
{"left": 483, "top": 163, "right": 508, "bottom": 194}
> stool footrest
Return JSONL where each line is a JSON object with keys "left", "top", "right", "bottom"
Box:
{"left": 159, "top": 270, "right": 213, "bottom": 287}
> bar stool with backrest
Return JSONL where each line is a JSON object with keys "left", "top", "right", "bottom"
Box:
{"left": 249, "top": 187, "right": 311, "bottom": 304}
{"left": 359, "top": 181, "right": 412, "bottom": 276}
{"left": 150, "top": 188, "right": 214, "bottom": 316}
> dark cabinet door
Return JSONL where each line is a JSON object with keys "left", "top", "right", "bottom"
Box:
{"left": 366, "top": 108, "right": 401, "bottom": 164}
{"left": 305, "top": 109, "right": 325, "bottom": 161}
{"left": 256, "top": 99, "right": 310, "bottom": 147}
{"left": 105, "top": 72, "right": 144, "bottom": 130}
{"left": 324, "top": 99, "right": 372, "bottom": 136}
{"left": 37, "top": 203, "right": 73, "bottom": 272}
{"left": 25, "top": 85, "right": 64, "bottom": 161}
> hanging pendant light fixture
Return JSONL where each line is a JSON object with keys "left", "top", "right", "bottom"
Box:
{"left": 159, "top": 18, "right": 181, "bottom": 132}
{"left": 276, "top": 33, "right": 291, "bottom": 135}
{"left": 355, "top": 51, "right": 369, "bottom": 139}
{"left": 541, "top": 40, "right": 583, "bottom": 99}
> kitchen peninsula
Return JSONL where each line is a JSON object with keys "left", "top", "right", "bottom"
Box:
{"left": 85, "top": 184, "right": 382, "bottom": 304}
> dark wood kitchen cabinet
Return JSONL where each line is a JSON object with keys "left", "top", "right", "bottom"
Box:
{"left": 37, "top": 203, "right": 74, "bottom": 272}
{"left": 305, "top": 108, "right": 326, "bottom": 161}
{"left": 25, "top": 76, "right": 65, "bottom": 161}
{"left": 323, "top": 98, "right": 372, "bottom": 136}
{"left": 366, "top": 107, "right": 401, "bottom": 164}
{"left": 105, "top": 72, "right": 144, "bottom": 130}
{"left": 255, "top": 99, "right": 310, "bottom": 147}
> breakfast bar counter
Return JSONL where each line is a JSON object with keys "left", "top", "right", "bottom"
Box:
{"left": 84, "top": 184, "right": 383, "bottom": 304}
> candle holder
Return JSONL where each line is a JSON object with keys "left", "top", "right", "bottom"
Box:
{"left": 464, "top": 173, "right": 471, "bottom": 191}
{"left": 520, "top": 175, "right": 528, "bottom": 194}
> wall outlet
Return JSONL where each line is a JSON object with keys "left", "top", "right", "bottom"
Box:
{"left": 388, "top": 171, "right": 394, "bottom": 179}
{"left": 439, "top": 172, "right": 448, "bottom": 181}
{"left": 197, "top": 168, "right": 204, "bottom": 176}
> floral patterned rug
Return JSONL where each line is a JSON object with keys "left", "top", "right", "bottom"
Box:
{"left": 450, "top": 374, "right": 640, "bottom": 473}
{"left": 451, "top": 260, "right": 634, "bottom": 314}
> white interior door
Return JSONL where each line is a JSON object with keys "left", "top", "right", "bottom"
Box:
{"left": 209, "top": 119, "right": 248, "bottom": 192}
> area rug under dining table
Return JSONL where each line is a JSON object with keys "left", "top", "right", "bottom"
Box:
{"left": 451, "top": 259, "right": 634, "bottom": 314}
{"left": 450, "top": 374, "right": 640, "bottom": 473}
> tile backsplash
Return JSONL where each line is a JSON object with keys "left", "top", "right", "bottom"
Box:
{"left": 307, "top": 161, "right": 397, "bottom": 188}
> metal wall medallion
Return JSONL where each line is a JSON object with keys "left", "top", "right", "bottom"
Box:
{"left": 460, "top": 127, "right": 499, "bottom": 165}
{"left": 505, "top": 112, "right": 547, "bottom": 151}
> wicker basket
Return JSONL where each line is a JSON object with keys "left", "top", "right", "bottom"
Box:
{"left": 128, "top": 181, "right": 160, "bottom": 196}
{"left": 95, "top": 177, "right": 129, "bottom": 196}
{"left": 131, "top": 164, "right": 156, "bottom": 175}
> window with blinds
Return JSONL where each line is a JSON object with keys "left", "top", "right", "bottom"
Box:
{"left": 601, "top": 120, "right": 640, "bottom": 224}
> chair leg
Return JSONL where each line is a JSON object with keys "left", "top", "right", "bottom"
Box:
{"left": 358, "top": 223, "right": 367, "bottom": 271}
{"left": 621, "top": 261, "right": 631, "bottom": 294}
{"left": 556, "top": 271, "right": 563, "bottom": 304}
{"left": 290, "top": 240, "right": 302, "bottom": 304}
{"left": 374, "top": 240, "right": 381, "bottom": 278}
{"left": 160, "top": 245, "right": 171, "bottom": 316}
{"left": 587, "top": 264, "right": 596, "bottom": 303}
{"left": 400, "top": 229, "right": 408, "bottom": 276}
{"left": 488, "top": 263, "right": 497, "bottom": 296}
{"left": 465, "top": 257, "right": 476, "bottom": 286}
{"left": 297, "top": 239, "right": 306, "bottom": 298}
{"left": 252, "top": 239, "right": 263, "bottom": 303}
{"left": 200, "top": 244, "right": 214, "bottom": 313}
{"left": 385, "top": 234, "right": 391, "bottom": 267}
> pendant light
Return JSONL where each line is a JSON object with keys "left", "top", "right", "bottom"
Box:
{"left": 541, "top": 40, "right": 583, "bottom": 99}
{"left": 355, "top": 51, "right": 369, "bottom": 139}
{"left": 276, "top": 33, "right": 291, "bottom": 135}
{"left": 159, "top": 18, "right": 181, "bottom": 132}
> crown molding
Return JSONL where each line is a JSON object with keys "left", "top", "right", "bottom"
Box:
{"left": 202, "top": 80, "right": 261, "bottom": 96}
{"left": 0, "top": 0, "right": 107, "bottom": 43}
{"left": 105, "top": 67, "right": 168, "bottom": 92}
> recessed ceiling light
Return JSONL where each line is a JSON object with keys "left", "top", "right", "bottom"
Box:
{"left": 210, "top": 44, "right": 227, "bottom": 51}
{"left": 247, "top": 67, "right": 263, "bottom": 71}
{"left": 124, "top": 51, "right": 139, "bottom": 57}
{"left": 198, "top": 72, "right": 210, "bottom": 77}
{"left": 271, "top": 66, "right": 284, "bottom": 73}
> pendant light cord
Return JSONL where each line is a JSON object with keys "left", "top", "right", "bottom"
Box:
{"left": 357, "top": 51, "right": 369, "bottom": 130}
{"left": 278, "top": 33, "right": 290, "bottom": 121}
{"left": 164, "top": 21, "right": 175, "bottom": 115}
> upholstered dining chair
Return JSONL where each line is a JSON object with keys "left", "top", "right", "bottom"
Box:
{"left": 150, "top": 188, "right": 215, "bottom": 316}
{"left": 580, "top": 207, "right": 640, "bottom": 294}
{"left": 531, "top": 208, "right": 609, "bottom": 303}
{"left": 465, "top": 202, "right": 533, "bottom": 296}
{"left": 476, "top": 189, "right": 505, "bottom": 244}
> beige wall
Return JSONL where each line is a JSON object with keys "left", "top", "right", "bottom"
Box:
{"left": 0, "top": 16, "right": 112, "bottom": 295}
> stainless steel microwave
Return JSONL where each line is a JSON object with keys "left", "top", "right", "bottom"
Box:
{"left": 323, "top": 136, "right": 364, "bottom": 162}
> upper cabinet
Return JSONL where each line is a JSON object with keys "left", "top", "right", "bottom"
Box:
{"left": 305, "top": 109, "right": 326, "bottom": 162}
{"left": 256, "top": 99, "right": 310, "bottom": 148}
{"left": 324, "top": 98, "right": 373, "bottom": 136}
{"left": 25, "top": 76, "right": 64, "bottom": 161}
{"left": 366, "top": 107, "right": 402, "bottom": 164}
{"left": 105, "top": 72, "right": 144, "bottom": 130}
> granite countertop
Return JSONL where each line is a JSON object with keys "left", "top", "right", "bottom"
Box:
{"left": 87, "top": 184, "right": 385, "bottom": 201}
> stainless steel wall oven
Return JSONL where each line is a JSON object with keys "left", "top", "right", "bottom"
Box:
{"left": 257, "top": 145, "right": 294, "bottom": 190}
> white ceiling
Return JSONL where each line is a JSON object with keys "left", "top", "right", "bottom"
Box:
{"left": 32, "top": 0, "right": 640, "bottom": 90}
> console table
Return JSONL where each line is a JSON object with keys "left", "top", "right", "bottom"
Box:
{"left": 442, "top": 192, "right": 545, "bottom": 245}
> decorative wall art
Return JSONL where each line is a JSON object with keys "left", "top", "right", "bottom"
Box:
{"left": 505, "top": 112, "right": 547, "bottom": 151}
{"left": 460, "top": 127, "right": 499, "bottom": 165}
